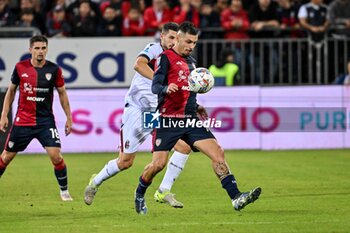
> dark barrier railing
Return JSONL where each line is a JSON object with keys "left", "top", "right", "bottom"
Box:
{"left": 0, "top": 27, "right": 41, "bottom": 38}
{"left": 194, "top": 37, "right": 350, "bottom": 85}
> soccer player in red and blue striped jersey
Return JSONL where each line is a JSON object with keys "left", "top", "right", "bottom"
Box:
{"left": 134, "top": 22, "right": 261, "bottom": 214}
{"left": 0, "top": 35, "right": 73, "bottom": 201}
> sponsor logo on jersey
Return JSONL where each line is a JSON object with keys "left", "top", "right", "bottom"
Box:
{"left": 45, "top": 73, "right": 52, "bottom": 81}
{"left": 181, "top": 85, "right": 191, "bottom": 91}
{"left": 21, "top": 73, "right": 29, "bottom": 78}
{"left": 176, "top": 61, "right": 182, "bottom": 66}
{"left": 33, "top": 87, "right": 49, "bottom": 93}
{"left": 26, "top": 96, "right": 45, "bottom": 102}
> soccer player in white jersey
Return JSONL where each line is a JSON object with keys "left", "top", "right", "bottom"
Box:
{"left": 84, "top": 22, "right": 191, "bottom": 208}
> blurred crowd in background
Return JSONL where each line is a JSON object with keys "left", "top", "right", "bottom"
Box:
{"left": 0, "top": 0, "right": 349, "bottom": 39}
{"left": 1, "top": 0, "right": 349, "bottom": 86}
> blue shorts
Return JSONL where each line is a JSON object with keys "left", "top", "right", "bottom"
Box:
{"left": 153, "top": 118, "right": 216, "bottom": 152}
{"left": 5, "top": 124, "right": 61, "bottom": 152}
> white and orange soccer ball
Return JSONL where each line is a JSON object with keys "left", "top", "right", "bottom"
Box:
{"left": 188, "top": 67, "right": 215, "bottom": 94}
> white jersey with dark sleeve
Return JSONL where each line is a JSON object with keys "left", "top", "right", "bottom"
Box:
{"left": 125, "top": 42, "right": 164, "bottom": 109}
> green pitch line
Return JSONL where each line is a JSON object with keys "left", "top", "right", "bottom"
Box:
{"left": 0, "top": 150, "right": 349, "bottom": 233}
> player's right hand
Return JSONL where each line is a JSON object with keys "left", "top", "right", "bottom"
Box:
{"left": 0, "top": 117, "right": 8, "bottom": 132}
{"left": 167, "top": 83, "right": 179, "bottom": 94}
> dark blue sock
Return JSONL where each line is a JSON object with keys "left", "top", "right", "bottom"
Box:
{"left": 54, "top": 166, "right": 68, "bottom": 191}
{"left": 221, "top": 174, "right": 240, "bottom": 200}
{"left": 0, "top": 168, "right": 5, "bottom": 177}
{"left": 136, "top": 176, "right": 152, "bottom": 196}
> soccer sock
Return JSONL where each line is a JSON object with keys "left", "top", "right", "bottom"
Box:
{"left": 221, "top": 174, "right": 241, "bottom": 200}
{"left": 159, "top": 151, "right": 189, "bottom": 192}
{"left": 0, "top": 157, "right": 7, "bottom": 178}
{"left": 93, "top": 159, "right": 120, "bottom": 186}
{"left": 136, "top": 176, "right": 152, "bottom": 196}
{"left": 54, "top": 159, "right": 68, "bottom": 191}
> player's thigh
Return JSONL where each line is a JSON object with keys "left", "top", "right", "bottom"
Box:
{"left": 186, "top": 128, "right": 223, "bottom": 160}
{"left": 36, "top": 125, "right": 61, "bottom": 149}
{"left": 121, "top": 105, "right": 152, "bottom": 153}
{"left": 173, "top": 139, "right": 191, "bottom": 154}
{"left": 193, "top": 138, "right": 225, "bottom": 162}
{"left": 5, "top": 125, "right": 35, "bottom": 153}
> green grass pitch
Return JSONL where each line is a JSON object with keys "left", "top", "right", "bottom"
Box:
{"left": 0, "top": 150, "right": 349, "bottom": 233}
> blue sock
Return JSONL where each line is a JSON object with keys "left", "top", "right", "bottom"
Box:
{"left": 136, "top": 176, "right": 152, "bottom": 196}
{"left": 221, "top": 174, "right": 240, "bottom": 200}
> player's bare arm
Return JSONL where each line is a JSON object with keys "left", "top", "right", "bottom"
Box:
{"left": 133, "top": 56, "right": 154, "bottom": 80}
{"left": 197, "top": 105, "right": 208, "bottom": 120}
{"left": 0, "top": 83, "right": 17, "bottom": 132}
{"left": 57, "top": 85, "right": 72, "bottom": 136}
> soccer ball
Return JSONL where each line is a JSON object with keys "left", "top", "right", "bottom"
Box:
{"left": 188, "top": 67, "right": 215, "bottom": 94}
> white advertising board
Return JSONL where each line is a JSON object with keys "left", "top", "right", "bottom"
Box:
{"left": 0, "top": 37, "right": 153, "bottom": 88}
{"left": 10, "top": 86, "right": 350, "bottom": 153}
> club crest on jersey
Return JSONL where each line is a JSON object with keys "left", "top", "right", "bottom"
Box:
{"left": 45, "top": 73, "right": 52, "bottom": 81}
{"left": 155, "top": 138, "right": 162, "bottom": 147}
{"left": 125, "top": 140, "right": 130, "bottom": 149}
{"left": 8, "top": 141, "right": 14, "bottom": 148}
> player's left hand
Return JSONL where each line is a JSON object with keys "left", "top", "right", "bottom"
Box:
{"left": 65, "top": 119, "right": 72, "bottom": 136}
{"left": 0, "top": 117, "right": 8, "bottom": 132}
{"left": 167, "top": 83, "right": 179, "bottom": 94}
{"left": 197, "top": 105, "right": 208, "bottom": 120}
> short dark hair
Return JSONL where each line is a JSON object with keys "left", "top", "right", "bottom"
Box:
{"left": 162, "top": 22, "right": 179, "bottom": 33}
{"left": 30, "top": 35, "right": 48, "bottom": 47}
{"left": 178, "top": 21, "right": 199, "bottom": 35}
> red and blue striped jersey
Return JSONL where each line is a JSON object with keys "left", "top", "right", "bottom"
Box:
{"left": 11, "top": 59, "right": 65, "bottom": 126}
{"left": 152, "top": 49, "right": 197, "bottom": 118}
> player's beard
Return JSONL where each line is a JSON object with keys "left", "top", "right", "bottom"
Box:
{"left": 183, "top": 49, "right": 192, "bottom": 57}
{"left": 37, "top": 56, "right": 43, "bottom": 63}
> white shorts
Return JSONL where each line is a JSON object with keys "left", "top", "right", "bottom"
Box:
{"left": 120, "top": 104, "right": 153, "bottom": 154}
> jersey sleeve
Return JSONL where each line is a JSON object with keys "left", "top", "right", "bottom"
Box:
{"left": 10, "top": 67, "right": 20, "bottom": 85}
{"left": 55, "top": 67, "right": 65, "bottom": 87}
{"left": 138, "top": 43, "right": 159, "bottom": 61}
{"left": 152, "top": 53, "right": 170, "bottom": 96}
{"left": 298, "top": 5, "right": 307, "bottom": 19}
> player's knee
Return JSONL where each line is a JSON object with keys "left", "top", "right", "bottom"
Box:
{"left": 218, "top": 146, "right": 225, "bottom": 158}
{"left": 174, "top": 141, "right": 191, "bottom": 154}
{"left": 119, "top": 158, "right": 134, "bottom": 170}
{"left": 118, "top": 153, "right": 135, "bottom": 170}
{"left": 51, "top": 156, "right": 63, "bottom": 166}
{"left": 212, "top": 146, "right": 225, "bottom": 164}
{"left": 0, "top": 156, "right": 8, "bottom": 169}
{"left": 1, "top": 152, "right": 16, "bottom": 166}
